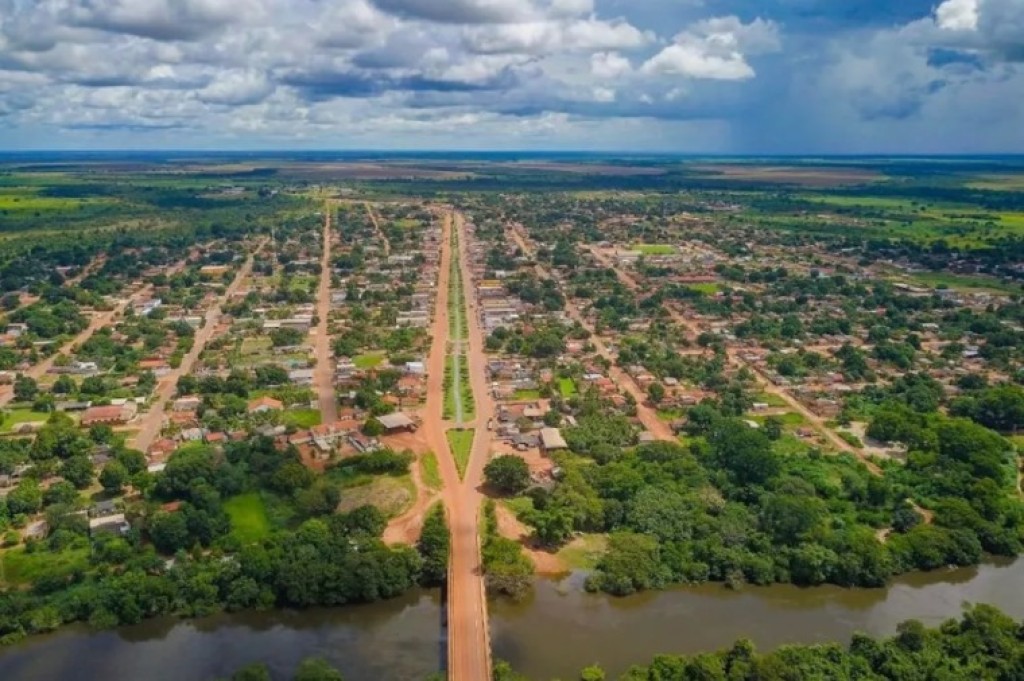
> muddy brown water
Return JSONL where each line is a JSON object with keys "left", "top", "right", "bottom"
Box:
{"left": 490, "top": 558, "right": 1024, "bottom": 680}
{"left": 1, "top": 559, "right": 1023, "bottom": 680}
{"left": 0, "top": 590, "right": 443, "bottom": 681}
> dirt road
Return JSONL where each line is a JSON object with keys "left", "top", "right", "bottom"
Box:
{"left": 585, "top": 241, "right": 878, "bottom": 467}
{"left": 0, "top": 259, "right": 189, "bottom": 409}
{"left": 363, "top": 202, "right": 391, "bottom": 257}
{"left": 131, "top": 242, "right": 264, "bottom": 454}
{"left": 313, "top": 206, "right": 337, "bottom": 425}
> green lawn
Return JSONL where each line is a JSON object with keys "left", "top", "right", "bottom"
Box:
{"left": 282, "top": 408, "right": 322, "bottom": 429}
{"left": 754, "top": 392, "right": 789, "bottom": 408}
{"left": 1, "top": 546, "right": 89, "bottom": 587}
{"left": 1, "top": 409, "right": 52, "bottom": 434}
{"left": 447, "top": 429, "right": 475, "bottom": 479}
{"left": 774, "top": 433, "right": 815, "bottom": 456}
{"left": 558, "top": 377, "right": 577, "bottom": 397}
{"left": 906, "top": 272, "right": 1019, "bottom": 295}
{"left": 750, "top": 411, "right": 806, "bottom": 427}
{"left": 421, "top": 451, "right": 442, "bottom": 490}
{"left": 556, "top": 533, "right": 608, "bottom": 571}
{"left": 354, "top": 352, "right": 386, "bottom": 369}
{"left": 336, "top": 475, "right": 414, "bottom": 518}
{"left": 504, "top": 496, "right": 535, "bottom": 517}
{"left": 513, "top": 389, "right": 542, "bottom": 401}
{"left": 632, "top": 243, "right": 676, "bottom": 255}
{"left": 224, "top": 493, "right": 271, "bottom": 544}
{"left": 685, "top": 282, "right": 721, "bottom": 295}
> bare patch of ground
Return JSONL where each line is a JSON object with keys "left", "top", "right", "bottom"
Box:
{"left": 692, "top": 164, "right": 883, "bottom": 186}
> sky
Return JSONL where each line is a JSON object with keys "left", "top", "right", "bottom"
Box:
{"left": 0, "top": 0, "right": 1022, "bottom": 153}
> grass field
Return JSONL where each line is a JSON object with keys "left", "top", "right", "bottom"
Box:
{"left": 1, "top": 546, "right": 90, "bottom": 587}
{"left": 336, "top": 475, "right": 415, "bottom": 518}
{"left": 513, "top": 389, "right": 542, "bottom": 401}
{"left": 774, "top": 433, "right": 816, "bottom": 456}
{"left": 1, "top": 409, "right": 53, "bottom": 434}
{"left": 0, "top": 189, "right": 114, "bottom": 213}
{"left": 657, "top": 408, "right": 685, "bottom": 422}
{"left": 556, "top": 533, "right": 608, "bottom": 571}
{"left": 632, "top": 243, "right": 676, "bottom": 255}
{"left": 421, "top": 451, "right": 442, "bottom": 490}
{"left": 353, "top": 351, "right": 386, "bottom": 369}
{"left": 224, "top": 493, "right": 271, "bottom": 543}
{"left": 282, "top": 408, "right": 322, "bottom": 429}
{"left": 558, "top": 377, "right": 577, "bottom": 397}
{"left": 685, "top": 282, "right": 721, "bottom": 295}
{"left": 906, "top": 272, "right": 1020, "bottom": 294}
{"left": 754, "top": 392, "right": 790, "bottom": 408}
{"left": 447, "top": 429, "right": 475, "bottom": 479}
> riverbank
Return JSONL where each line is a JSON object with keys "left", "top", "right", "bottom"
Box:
{"left": 0, "top": 591, "right": 441, "bottom": 681}
{"left": 491, "top": 557, "right": 1024, "bottom": 680}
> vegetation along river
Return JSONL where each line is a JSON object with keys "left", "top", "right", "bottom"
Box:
{"left": 1, "top": 559, "right": 1023, "bottom": 680}
{"left": 490, "top": 558, "right": 1024, "bottom": 680}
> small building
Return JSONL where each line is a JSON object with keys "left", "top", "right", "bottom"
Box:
{"left": 288, "top": 369, "right": 315, "bottom": 386}
{"left": 199, "top": 265, "right": 230, "bottom": 278}
{"left": 172, "top": 396, "right": 202, "bottom": 412}
{"left": 81, "top": 402, "right": 138, "bottom": 427}
{"left": 539, "top": 427, "right": 568, "bottom": 453}
{"left": 89, "top": 513, "right": 130, "bottom": 536}
{"left": 248, "top": 396, "right": 284, "bottom": 413}
{"left": 376, "top": 412, "right": 418, "bottom": 433}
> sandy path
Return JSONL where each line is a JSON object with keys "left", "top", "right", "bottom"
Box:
{"left": 0, "top": 259, "right": 189, "bottom": 409}
{"left": 313, "top": 205, "right": 337, "bottom": 425}
{"left": 509, "top": 226, "right": 675, "bottom": 442}
{"left": 363, "top": 202, "right": 391, "bottom": 257}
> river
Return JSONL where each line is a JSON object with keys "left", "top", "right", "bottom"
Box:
{"left": 1, "top": 559, "right": 1023, "bottom": 680}
{"left": 0, "top": 590, "right": 442, "bottom": 681}
{"left": 490, "top": 557, "right": 1024, "bottom": 680}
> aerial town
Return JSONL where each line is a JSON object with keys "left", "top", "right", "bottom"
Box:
{"left": 0, "top": 158, "right": 1022, "bottom": 680}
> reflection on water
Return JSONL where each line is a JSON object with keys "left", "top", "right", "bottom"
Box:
{"left": 490, "top": 558, "right": 1024, "bottom": 681}
{"left": 0, "top": 590, "right": 441, "bottom": 681}
{"left": 2, "top": 559, "right": 1022, "bottom": 681}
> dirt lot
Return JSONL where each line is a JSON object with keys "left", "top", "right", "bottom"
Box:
{"left": 692, "top": 164, "right": 884, "bottom": 186}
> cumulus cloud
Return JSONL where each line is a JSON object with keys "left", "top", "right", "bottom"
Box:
{"left": 64, "top": 0, "right": 263, "bottom": 41}
{"left": 0, "top": 0, "right": 1020, "bottom": 151}
{"left": 591, "top": 52, "right": 632, "bottom": 79}
{"left": 368, "top": 0, "right": 537, "bottom": 24}
{"left": 463, "top": 17, "right": 650, "bottom": 55}
{"left": 642, "top": 16, "right": 780, "bottom": 80}
{"left": 935, "top": 0, "right": 979, "bottom": 31}
{"left": 198, "top": 70, "right": 275, "bottom": 105}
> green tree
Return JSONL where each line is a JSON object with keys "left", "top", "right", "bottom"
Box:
{"left": 99, "top": 461, "right": 129, "bottom": 494}
{"left": 61, "top": 455, "right": 94, "bottom": 489}
{"left": 14, "top": 375, "right": 38, "bottom": 403}
{"left": 417, "top": 504, "right": 450, "bottom": 586}
{"left": 232, "top": 663, "right": 271, "bottom": 681}
{"left": 484, "top": 455, "right": 531, "bottom": 495}
{"left": 293, "top": 657, "right": 343, "bottom": 681}
{"left": 148, "top": 511, "right": 190, "bottom": 553}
